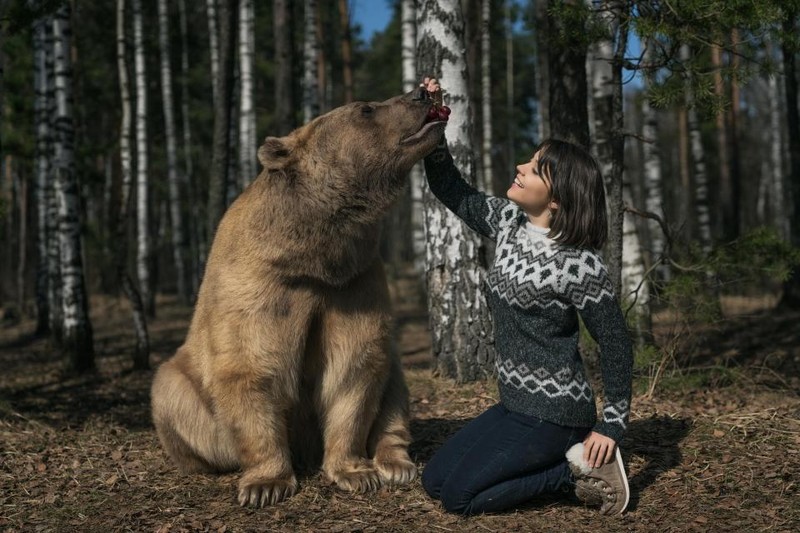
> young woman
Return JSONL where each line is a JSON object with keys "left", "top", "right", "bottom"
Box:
{"left": 420, "top": 80, "right": 633, "bottom": 516}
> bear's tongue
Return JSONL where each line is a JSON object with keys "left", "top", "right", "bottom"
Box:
{"left": 400, "top": 120, "right": 445, "bottom": 145}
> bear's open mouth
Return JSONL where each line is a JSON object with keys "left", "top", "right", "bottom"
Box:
{"left": 399, "top": 120, "right": 446, "bottom": 145}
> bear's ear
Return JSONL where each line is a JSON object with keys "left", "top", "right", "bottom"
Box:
{"left": 258, "top": 136, "right": 294, "bottom": 170}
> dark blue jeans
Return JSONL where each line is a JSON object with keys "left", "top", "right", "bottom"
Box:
{"left": 421, "top": 403, "right": 590, "bottom": 515}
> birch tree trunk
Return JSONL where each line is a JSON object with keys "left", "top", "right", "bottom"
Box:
{"left": 131, "top": 0, "right": 153, "bottom": 316}
{"left": 158, "top": 0, "right": 189, "bottom": 304}
{"left": 52, "top": 4, "right": 94, "bottom": 371}
{"left": 641, "top": 41, "right": 669, "bottom": 282}
{"left": 402, "top": 0, "right": 425, "bottom": 269}
{"left": 33, "top": 12, "right": 50, "bottom": 335}
{"left": 206, "top": 0, "right": 220, "bottom": 106}
{"left": 417, "top": 0, "right": 495, "bottom": 381}
{"left": 303, "top": 0, "right": 319, "bottom": 123}
{"left": 339, "top": 0, "right": 354, "bottom": 103}
{"left": 589, "top": 3, "right": 647, "bottom": 336}
{"left": 480, "top": 0, "right": 493, "bottom": 193}
{"left": 117, "top": 0, "right": 150, "bottom": 369}
{"left": 681, "top": 45, "right": 713, "bottom": 256}
{"left": 44, "top": 18, "right": 63, "bottom": 344}
{"left": 238, "top": 0, "right": 256, "bottom": 187}
{"left": 273, "top": 0, "right": 294, "bottom": 135}
{"left": 207, "top": 0, "right": 237, "bottom": 240}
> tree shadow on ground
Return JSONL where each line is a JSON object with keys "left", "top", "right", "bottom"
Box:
{"left": 410, "top": 413, "right": 692, "bottom": 513}
{"left": 620, "top": 415, "right": 692, "bottom": 511}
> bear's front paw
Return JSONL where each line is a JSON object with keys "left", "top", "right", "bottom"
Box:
{"left": 237, "top": 472, "right": 298, "bottom": 507}
{"left": 325, "top": 458, "right": 382, "bottom": 493}
{"left": 375, "top": 456, "right": 417, "bottom": 486}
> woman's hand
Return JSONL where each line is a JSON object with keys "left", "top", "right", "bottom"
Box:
{"left": 582, "top": 431, "right": 617, "bottom": 469}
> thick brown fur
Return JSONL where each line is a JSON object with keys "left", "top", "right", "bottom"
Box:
{"left": 151, "top": 91, "right": 445, "bottom": 507}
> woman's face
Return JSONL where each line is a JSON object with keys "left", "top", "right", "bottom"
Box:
{"left": 507, "top": 149, "right": 554, "bottom": 216}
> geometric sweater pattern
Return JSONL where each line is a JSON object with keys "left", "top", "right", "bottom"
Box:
{"left": 424, "top": 148, "right": 634, "bottom": 443}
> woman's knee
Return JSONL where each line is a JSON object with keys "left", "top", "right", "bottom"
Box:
{"left": 438, "top": 484, "right": 476, "bottom": 515}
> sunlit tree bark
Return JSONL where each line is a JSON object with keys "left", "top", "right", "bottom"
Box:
{"left": 52, "top": 4, "right": 94, "bottom": 371}
{"left": 117, "top": 0, "right": 150, "bottom": 369}
{"left": 417, "top": 0, "right": 495, "bottom": 381}
{"left": 132, "top": 0, "right": 153, "bottom": 315}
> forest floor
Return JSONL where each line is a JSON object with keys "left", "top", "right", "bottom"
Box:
{"left": 1, "top": 272, "right": 800, "bottom": 532}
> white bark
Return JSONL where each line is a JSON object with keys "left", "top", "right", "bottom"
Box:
{"left": 590, "top": 4, "right": 648, "bottom": 320}
{"left": 118, "top": 0, "right": 150, "bottom": 368}
{"left": 303, "top": 0, "right": 320, "bottom": 122}
{"left": 480, "top": 0, "right": 493, "bottom": 193}
{"left": 238, "top": 0, "right": 256, "bottom": 187}
{"left": 641, "top": 41, "right": 668, "bottom": 281}
{"left": 402, "top": 0, "right": 424, "bottom": 269}
{"left": 417, "top": 0, "right": 495, "bottom": 381}
{"left": 206, "top": 0, "right": 220, "bottom": 106}
{"left": 33, "top": 11, "right": 50, "bottom": 333}
{"left": 158, "top": 0, "right": 188, "bottom": 303}
{"left": 132, "top": 0, "right": 152, "bottom": 314}
{"left": 681, "top": 45, "right": 712, "bottom": 256}
{"left": 44, "top": 19, "right": 62, "bottom": 340}
{"left": 53, "top": 4, "right": 94, "bottom": 368}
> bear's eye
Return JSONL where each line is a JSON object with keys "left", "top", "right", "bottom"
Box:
{"left": 360, "top": 105, "right": 374, "bottom": 117}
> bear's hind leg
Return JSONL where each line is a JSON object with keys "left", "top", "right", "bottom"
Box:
{"left": 151, "top": 355, "right": 239, "bottom": 473}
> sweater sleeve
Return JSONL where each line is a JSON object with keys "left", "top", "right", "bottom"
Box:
{"left": 423, "top": 144, "right": 518, "bottom": 241}
{"left": 564, "top": 250, "right": 634, "bottom": 443}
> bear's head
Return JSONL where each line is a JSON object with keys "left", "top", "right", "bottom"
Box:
{"left": 256, "top": 90, "right": 446, "bottom": 226}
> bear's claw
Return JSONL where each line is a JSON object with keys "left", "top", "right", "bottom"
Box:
{"left": 237, "top": 476, "right": 298, "bottom": 507}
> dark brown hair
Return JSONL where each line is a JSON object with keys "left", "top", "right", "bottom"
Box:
{"left": 535, "top": 138, "right": 608, "bottom": 250}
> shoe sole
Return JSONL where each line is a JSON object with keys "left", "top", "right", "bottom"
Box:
{"left": 614, "top": 447, "right": 630, "bottom": 514}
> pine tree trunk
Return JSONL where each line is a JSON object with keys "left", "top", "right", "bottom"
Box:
{"left": 729, "top": 30, "right": 742, "bottom": 238}
{"left": 534, "top": 0, "right": 549, "bottom": 140}
{"left": 207, "top": 0, "right": 237, "bottom": 241}
{"left": 158, "top": 0, "right": 189, "bottom": 304}
{"left": 302, "top": 0, "right": 319, "bottom": 122}
{"left": 712, "top": 44, "right": 734, "bottom": 241}
{"left": 780, "top": 9, "right": 800, "bottom": 308}
{"left": 238, "top": 0, "right": 256, "bottom": 187}
{"left": 131, "top": 0, "right": 153, "bottom": 316}
{"left": 545, "top": 0, "right": 589, "bottom": 148}
{"left": 338, "top": 0, "right": 354, "bottom": 104}
{"left": 504, "top": 2, "right": 514, "bottom": 169}
{"left": 33, "top": 12, "right": 50, "bottom": 335}
{"left": 206, "top": 0, "right": 220, "bottom": 106}
{"left": 417, "top": 0, "right": 495, "bottom": 382}
{"left": 681, "top": 45, "right": 713, "bottom": 256}
{"left": 768, "top": 44, "right": 788, "bottom": 238}
{"left": 117, "top": 0, "right": 150, "bottom": 369}
{"left": 273, "top": 0, "right": 294, "bottom": 135}
{"left": 641, "top": 41, "right": 669, "bottom": 282}
{"left": 177, "top": 0, "right": 201, "bottom": 297}
{"left": 52, "top": 4, "right": 94, "bottom": 372}
{"left": 480, "top": 0, "right": 493, "bottom": 194}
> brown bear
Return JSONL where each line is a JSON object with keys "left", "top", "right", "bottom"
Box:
{"left": 151, "top": 90, "right": 446, "bottom": 507}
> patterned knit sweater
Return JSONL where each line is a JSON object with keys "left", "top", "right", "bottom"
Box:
{"left": 424, "top": 147, "right": 634, "bottom": 443}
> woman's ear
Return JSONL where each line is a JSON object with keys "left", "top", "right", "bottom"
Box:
{"left": 549, "top": 200, "right": 559, "bottom": 211}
